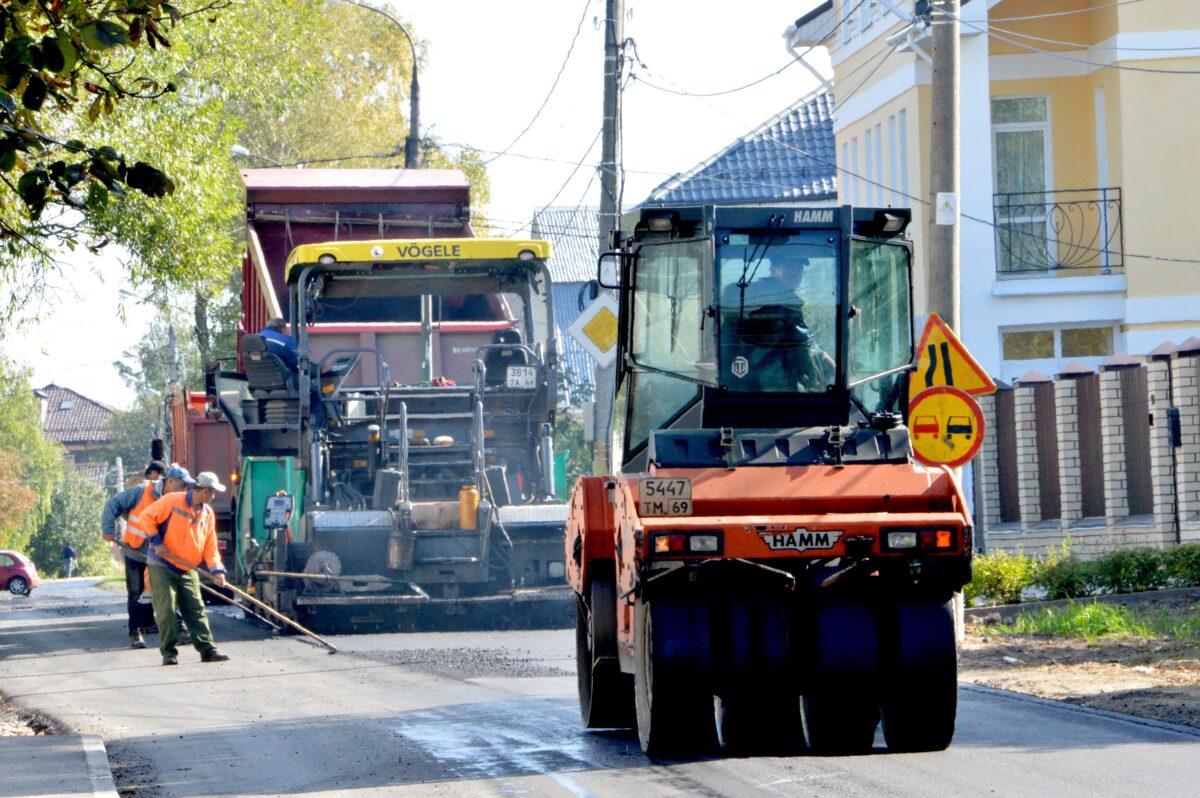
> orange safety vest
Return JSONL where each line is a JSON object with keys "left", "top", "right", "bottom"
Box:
{"left": 140, "top": 491, "right": 223, "bottom": 574}
{"left": 121, "top": 482, "right": 160, "bottom": 549}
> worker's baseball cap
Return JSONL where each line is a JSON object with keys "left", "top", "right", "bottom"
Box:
{"left": 144, "top": 460, "right": 168, "bottom": 477}
{"left": 195, "top": 471, "right": 227, "bottom": 493}
{"left": 165, "top": 465, "right": 196, "bottom": 485}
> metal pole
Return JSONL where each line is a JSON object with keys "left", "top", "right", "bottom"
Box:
{"left": 344, "top": 0, "right": 420, "bottom": 168}
{"left": 406, "top": 59, "right": 421, "bottom": 169}
{"left": 592, "top": 0, "right": 623, "bottom": 475}
{"left": 928, "top": 0, "right": 960, "bottom": 334}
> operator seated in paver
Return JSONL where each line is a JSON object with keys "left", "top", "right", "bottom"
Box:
{"left": 721, "top": 256, "right": 835, "bottom": 392}
{"left": 258, "top": 316, "right": 325, "bottom": 428}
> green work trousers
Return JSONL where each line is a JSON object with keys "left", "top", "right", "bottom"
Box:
{"left": 148, "top": 564, "right": 217, "bottom": 658}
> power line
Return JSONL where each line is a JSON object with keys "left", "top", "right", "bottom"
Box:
{"left": 627, "top": 0, "right": 867, "bottom": 99}
{"left": 985, "top": 25, "right": 1200, "bottom": 53}
{"left": 988, "top": 0, "right": 1145, "bottom": 23}
{"left": 946, "top": 12, "right": 1200, "bottom": 75}
{"left": 481, "top": 0, "right": 593, "bottom": 165}
{"left": 664, "top": 77, "right": 1200, "bottom": 266}
{"left": 834, "top": 40, "right": 902, "bottom": 112}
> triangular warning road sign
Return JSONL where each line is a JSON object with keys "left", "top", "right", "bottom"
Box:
{"left": 910, "top": 312, "right": 996, "bottom": 398}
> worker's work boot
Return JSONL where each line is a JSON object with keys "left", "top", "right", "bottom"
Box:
{"left": 200, "top": 649, "right": 231, "bottom": 663}
{"left": 130, "top": 630, "right": 146, "bottom": 649}
{"left": 162, "top": 654, "right": 178, "bottom": 666}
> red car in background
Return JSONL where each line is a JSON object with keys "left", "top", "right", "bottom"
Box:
{"left": 0, "top": 550, "right": 40, "bottom": 596}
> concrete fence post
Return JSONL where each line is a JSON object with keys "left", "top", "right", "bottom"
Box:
{"left": 1147, "top": 356, "right": 1178, "bottom": 546}
{"left": 1173, "top": 346, "right": 1200, "bottom": 539}
{"left": 974, "top": 391, "right": 1001, "bottom": 548}
{"left": 1054, "top": 374, "right": 1083, "bottom": 526}
{"left": 1014, "top": 374, "right": 1047, "bottom": 525}
{"left": 1098, "top": 361, "right": 1133, "bottom": 525}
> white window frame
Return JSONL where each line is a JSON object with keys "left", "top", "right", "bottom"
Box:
{"left": 999, "top": 322, "right": 1121, "bottom": 370}
{"left": 991, "top": 94, "right": 1054, "bottom": 272}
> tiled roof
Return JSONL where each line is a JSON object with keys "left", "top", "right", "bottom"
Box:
{"left": 532, "top": 207, "right": 600, "bottom": 404}
{"left": 38, "top": 384, "right": 115, "bottom": 444}
{"left": 531, "top": 207, "right": 600, "bottom": 283}
{"left": 642, "top": 89, "right": 837, "bottom": 206}
{"left": 551, "top": 282, "right": 597, "bottom": 403}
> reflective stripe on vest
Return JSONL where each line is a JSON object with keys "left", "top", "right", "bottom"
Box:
{"left": 121, "top": 483, "right": 159, "bottom": 549}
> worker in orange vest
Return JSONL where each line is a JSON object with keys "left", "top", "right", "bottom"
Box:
{"left": 140, "top": 471, "right": 231, "bottom": 666}
{"left": 100, "top": 462, "right": 190, "bottom": 649}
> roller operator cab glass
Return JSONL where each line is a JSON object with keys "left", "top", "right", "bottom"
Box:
{"left": 718, "top": 234, "right": 839, "bottom": 393}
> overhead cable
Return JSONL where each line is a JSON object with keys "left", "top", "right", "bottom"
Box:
{"left": 481, "top": 0, "right": 593, "bottom": 165}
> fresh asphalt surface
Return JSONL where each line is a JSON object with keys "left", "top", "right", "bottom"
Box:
{"left": 3, "top": 580, "right": 1200, "bottom": 797}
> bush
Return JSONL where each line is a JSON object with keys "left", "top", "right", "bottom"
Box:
{"left": 1090, "top": 547, "right": 1168, "bottom": 594}
{"left": 1033, "top": 542, "right": 1098, "bottom": 600}
{"left": 1163, "top": 543, "right": 1200, "bottom": 587}
{"left": 965, "top": 550, "right": 1037, "bottom": 606}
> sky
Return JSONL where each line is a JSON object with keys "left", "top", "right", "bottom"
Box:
{"left": 3, "top": 0, "right": 829, "bottom": 409}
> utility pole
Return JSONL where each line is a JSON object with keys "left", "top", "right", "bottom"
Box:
{"left": 928, "top": 0, "right": 960, "bottom": 334}
{"left": 592, "top": 0, "right": 623, "bottom": 475}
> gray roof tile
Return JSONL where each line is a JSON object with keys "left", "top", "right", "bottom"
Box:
{"left": 641, "top": 89, "right": 837, "bottom": 206}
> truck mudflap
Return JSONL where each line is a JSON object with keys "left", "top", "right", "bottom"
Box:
{"left": 294, "top": 585, "right": 574, "bottom": 606}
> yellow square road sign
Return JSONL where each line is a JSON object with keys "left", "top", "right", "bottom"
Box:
{"left": 568, "top": 294, "right": 620, "bottom": 368}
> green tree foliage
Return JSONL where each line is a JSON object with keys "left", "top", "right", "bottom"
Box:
{"left": 0, "top": 356, "right": 63, "bottom": 550}
{"left": 29, "top": 468, "right": 112, "bottom": 577}
{"left": 72, "top": 0, "right": 491, "bottom": 369}
{"left": 95, "top": 393, "right": 163, "bottom": 479}
{"left": 0, "top": 1, "right": 231, "bottom": 319}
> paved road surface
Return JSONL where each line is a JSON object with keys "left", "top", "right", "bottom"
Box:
{"left": 3, "top": 580, "right": 1200, "bottom": 797}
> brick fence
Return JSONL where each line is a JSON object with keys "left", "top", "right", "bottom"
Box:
{"left": 973, "top": 340, "right": 1200, "bottom": 558}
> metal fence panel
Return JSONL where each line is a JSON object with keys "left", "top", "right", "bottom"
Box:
{"left": 1034, "top": 382, "right": 1061, "bottom": 520}
{"left": 996, "top": 389, "right": 1020, "bottom": 523}
{"left": 1076, "top": 374, "right": 1106, "bottom": 518}
{"left": 1120, "top": 367, "right": 1153, "bottom": 515}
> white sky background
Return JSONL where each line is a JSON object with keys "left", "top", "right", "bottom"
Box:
{"left": 3, "top": 0, "right": 828, "bottom": 409}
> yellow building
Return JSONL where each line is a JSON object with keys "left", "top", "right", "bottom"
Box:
{"left": 786, "top": 0, "right": 1200, "bottom": 380}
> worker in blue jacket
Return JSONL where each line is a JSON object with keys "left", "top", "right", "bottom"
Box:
{"left": 260, "top": 317, "right": 298, "bottom": 370}
{"left": 259, "top": 317, "right": 324, "bottom": 427}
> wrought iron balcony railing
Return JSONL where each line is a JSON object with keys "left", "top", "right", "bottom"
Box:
{"left": 993, "top": 187, "right": 1123, "bottom": 275}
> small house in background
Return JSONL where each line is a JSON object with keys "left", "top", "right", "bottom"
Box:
{"left": 36, "top": 383, "right": 115, "bottom": 487}
{"left": 642, "top": 89, "right": 837, "bottom": 206}
{"left": 531, "top": 206, "right": 600, "bottom": 406}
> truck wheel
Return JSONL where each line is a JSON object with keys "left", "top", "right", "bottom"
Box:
{"left": 576, "top": 578, "right": 634, "bottom": 729}
{"left": 880, "top": 598, "right": 957, "bottom": 752}
{"left": 634, "top": 597, "right": 715, "bottom": 757}
{"left": 800, "top": 600, "right": 879, "bottom": 755}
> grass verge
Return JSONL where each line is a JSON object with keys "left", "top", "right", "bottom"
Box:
{"left": 979, "top": 600, "right": 1200, "bottom": 644}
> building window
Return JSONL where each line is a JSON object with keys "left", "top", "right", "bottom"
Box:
{"left": 1062, "top": 327, "right": 1114, "bottom": 358}
{"left": 992, "top": 96, "right": 1052, "bottom": 273}
{"left": 898, "top": 108, "right": 909, "bottom": 199}
{"left": 850, "top": 136, "right": 860, "bottom": 206}
{"left": 59, "top": 399, "right": 74, "bottom": 410}
{"left": 841, "top": 0, "right": 854, "bottom": 43}
{"left": 1002, "top": 325, "right": 1117, "bottom": 363}
{"left": 1002, "top": 330, "right": 1054, "bottom": 361}
{"left": 864, "top": 128, "right": 873, "bottom": 206}
{"left": 888, "top": 114, "right": 898, "bottom": 206}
